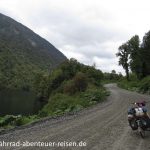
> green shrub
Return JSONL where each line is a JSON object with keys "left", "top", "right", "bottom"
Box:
{"left": 118, "top": 75, "right": 150, "bottom": 94}
{"left": 40, "top": 85, "right": 109, "bottom": 117}
{"left": 41, "top": 93, "right": 88, "bottom": 115}
{"left": 15, "top": 117, "right": 30, "bottom": 126}
{"left": 118, "top": 79, "right": 139, "bottom": 91}
{"left": 63, "top": 80, "right": 77, "bottom": 95}
{"left": 0, "top": 115, "right": 38, "bottom": 127}
{"left": 38, "top": 109, "right": 49, "bottom": 117}
{"left": 139, "top": 76, "right": 150, "bottom": 93}
{"left": 73, "top": 72, "right": 88, "bottom": 92}
{"left": 63, "top": 72, "right": 88, "bottom": 95}
{"left": 83, "top": 88, "right": 108, "bottom": 103}
{"left": 0, "top": 115, "right": 18, "bottom": 126}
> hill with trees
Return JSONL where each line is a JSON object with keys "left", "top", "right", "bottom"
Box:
{"left": 0, "top": 13, "right": 66, "bottom": 90}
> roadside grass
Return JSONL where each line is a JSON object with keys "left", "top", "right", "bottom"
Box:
{"left": 117, "top": 79, "right": 139, "bottom": 91}
{"left": 118, "top": 76, "right": 150, "bottom": 94}
{"left": 0, "top": 115, "right": 38, "bottom": 129}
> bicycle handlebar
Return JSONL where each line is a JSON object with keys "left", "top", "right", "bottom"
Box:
{"left": 131, "top": 101, "right": 150, "bottom": 105}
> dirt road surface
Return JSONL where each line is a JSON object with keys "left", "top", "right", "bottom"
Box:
{"left": 0, "top": 84, "right": 150, "bottom": 150}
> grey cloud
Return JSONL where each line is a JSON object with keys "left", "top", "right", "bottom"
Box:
{"left": 25, "top": 7, "right": 128, "bottom": 47}
{"left": 30, "top": 10, "right": 122, "bottom": 72}
{"left": 77, "top": 45, "right": 114, "bottom": 59}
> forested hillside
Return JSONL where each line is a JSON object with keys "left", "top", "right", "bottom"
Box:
{"left": 0, "top": 13, "right": 66, "bottom": 90}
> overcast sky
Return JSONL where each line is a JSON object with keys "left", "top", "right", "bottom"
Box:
{"left": 0, "top": 0, "right": 150, "bottom": 74}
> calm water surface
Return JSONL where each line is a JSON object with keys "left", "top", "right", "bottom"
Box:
{"left": 0, "top": 90, "right": 45, "bottom": 116}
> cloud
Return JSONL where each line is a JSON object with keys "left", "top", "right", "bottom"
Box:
{"left": 1, "top": 0, "right": 150, "bottom": 74}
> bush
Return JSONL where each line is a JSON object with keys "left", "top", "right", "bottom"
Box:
{"left": 63, "top": 72, "right": 88, "bottom": 95}
{"left": 0, "top": 115, "right": 38, "bottom": 127}
{"left": 41, "top": 93, "right": 89, "bottom": 115}
{"left": 63, "top": 80, "right": 77, "bottom": 95}
{"left": 0, "top": 115, "right": 19, "bottom": 126}
{"left": 83, "top": 88, "right": 109, "bottom": 103}
{"left": 40, "top": 86, "right": 109, "bottom": 117}
{"left": 14, "top": 116, "right": 35, "bottom": 126}
{"left": 50, "top": 94, "right": 78, "bottom": 113}
{"left": 15, "top": 117, "right": 28, "bottom": 126}
{"left": 139, "top": 76, "right": 150, "bottom": 93}
{"left": 38, "top": 109, "right": 49, "bottom": 117}
{"left": 118, "top": 79, "right": 139, "bottom": 91}
{"left": 118, "top": 75, "right": 150, "bottom": 94}
{"left": 73, "top": 72, "right": 88, "bottom": 92}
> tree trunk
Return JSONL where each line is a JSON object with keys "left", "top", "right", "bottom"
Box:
{"left": 125, "top": 66, "right": 129, "bottom": 81}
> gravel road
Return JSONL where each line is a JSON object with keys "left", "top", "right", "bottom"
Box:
{"left": 0, "top": 84, "right": 150, "bottom": 150}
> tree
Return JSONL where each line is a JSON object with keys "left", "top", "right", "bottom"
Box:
{"left": 117, "top": 31, "right": 150, "bottom": 79}
{"left": 33, "top": 72, "right": 50, "bottom": 101}
{"left": 60, "top": 58, "right": 81, "bottom": 79}
{"left": 110, "top": 70, "right": 117, "bottom": 80}
{"left": 140, "top": 31, "right": 150, "bottom": 77}
{"left": 128, "top": 35, "right": 142, "bottom": 79}
{"left": 116, "top": 43, "right": 130, "bottom": 80}
{"left": 111, "top": 70, "right": 116, "bottom": 74}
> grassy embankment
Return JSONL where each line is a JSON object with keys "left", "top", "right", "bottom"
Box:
{"left": 118, "top": 74, "right": 150, "bottom": 94}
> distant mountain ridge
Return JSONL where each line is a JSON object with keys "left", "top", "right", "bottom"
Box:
{"left": 0, "top": 13, "right": 67, "bottom": 90}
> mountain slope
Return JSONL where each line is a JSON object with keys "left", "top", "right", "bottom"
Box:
{"left": 0, "top": 13, "right": 67, "bottom": 90}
